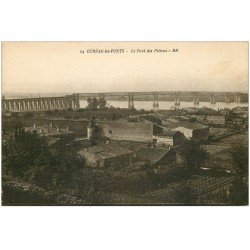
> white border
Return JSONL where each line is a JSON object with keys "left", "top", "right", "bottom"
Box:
{"left": 0, "top": 1, "right": 249, "bottom": 250}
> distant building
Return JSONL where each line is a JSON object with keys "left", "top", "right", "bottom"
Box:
{"left": 218, "top": 108, "right": 231, "bottom": 116}
{"left": 232, "top": 106, "right": 248, "bottom": 118}
{"left": 194, "top": 114, "right": 226, "bottom": 125}
{"left": 24, "top": 123, "right": 75, "bottom": 138}
{"left": 167, "top": 116, "right": 195, "bottom": 123}
{"left": 232, "top": 117, "right": 246, "bottom": 126}
{"left": 78, "top": 143, "right": 135, "bottom": 169}
{"left": 103, "top": 118, "right": 163, "bottom": 142}
{"left": 152, "top": 129, "right": 186, "bottom": 147}
{"left": 172, "top": 122, "right": 209, "bottom": 141}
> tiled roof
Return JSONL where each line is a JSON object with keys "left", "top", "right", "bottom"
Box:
{"left": 155, "top": 129, "right": 177, "bottom": 137}
{"left": 110, "top": 141, "right": 146, "bottom": 152}
{"left": 164, "top": 120, "right": 208, "bottom": 130}
{"left": 174, "top": 121, "right": 209, "bottom": 130}
{"left": 78, "top": 143, "right": 133, "bottom": 159}
{"left": 136, "top": 147, "right": 170, "bottom": 165}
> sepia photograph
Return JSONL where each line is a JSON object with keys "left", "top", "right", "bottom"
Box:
{"left": 1, "top": 41, "right": 248, "bottom": 206}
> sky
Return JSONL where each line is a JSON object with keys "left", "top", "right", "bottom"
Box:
{"left": 2, "top": 42, "right": 248, "bottom": 95}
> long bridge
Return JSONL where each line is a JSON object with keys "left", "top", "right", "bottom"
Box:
{"left": 79, "top": 91, "right": 244, "bottom": 110}
{"left": 2, "top": 91, "right": 244, "bottom": 112}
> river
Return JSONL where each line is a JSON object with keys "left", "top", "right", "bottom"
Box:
{"left": 80, "top": 100, "right": 248, "bottom": 110}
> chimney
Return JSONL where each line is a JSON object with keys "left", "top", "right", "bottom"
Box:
{"left": 57, "top": 126, "right": 60, "bottom": 132}
{"left": 66, "top": 126, "right": 69, "bottom": 131}
{"left": 33, "top": 124, "right": 36, "bottom": 128}
{"left": 50, "top": 123, "right": 53, "bottom": 127}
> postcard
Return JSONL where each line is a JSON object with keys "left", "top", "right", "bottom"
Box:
{"left": 1, "top": 42, "right": 248, "bottom": 205}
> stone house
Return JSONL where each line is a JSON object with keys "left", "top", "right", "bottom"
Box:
{"left": 172, "top": 122, "right": 209, "bottom": 141}
{"left": 152, "top": 129, "right": 186, "bottom": 147}
{"left": 103, "top": 118, "right": 163, "bottom": 142}
{"left": 78, "top": 143, "right": 135, "bottom": 169}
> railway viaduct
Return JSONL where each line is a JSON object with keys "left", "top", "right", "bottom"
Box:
{"left": 2, "top": 94, "right": 80, "bottom": 112}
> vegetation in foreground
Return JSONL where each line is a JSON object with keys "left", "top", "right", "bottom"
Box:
{"left": 2, "top": 122, "right": 248, "bottom": 205}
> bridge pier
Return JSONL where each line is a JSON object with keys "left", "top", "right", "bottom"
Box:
{"left": 235, "top": 92, "right": 241, "bottom": 103}
{"left": 73, "top": 93, "right": 80, "bottom": 109}
{"left": 174, "top": 92, "right": 180, "bottom": 106}
{"left": 210, "top": 92, "right": 216, "bottom": 104}
{"left": 225, "top": 92, "right": 230, "bottom": 104}
{"left": 56, "top": 100, "right": 59, "bottom": 109}
{"left": 30, "top": 100, "right": 34, "bottom": 110}
{"left": 194, "top": 92, "right": 199, "bottom": 106}
{"left": 51, "top": 100, "right": 54, "bottom": 109}
{"left": 14, "top": 101, "right": 18, "bottom": 110}
{"left": 35, "top": 100, "right": 38, "bottom": 109}
{"left": 19, "top": 101, "right": 22, "bottom": 110}
{"left": 33, "top": 100, "right": 36, "bottom": 110}
{"left": 13, "top": 101, "right": 16, "bottom": 110}
{"left": 153, "top": 93, "right": 159, "bottom": 111}
{"left": 38, "top": 100, "right": 41, "bottom": 110}
{"left": 128, "top": 93, "right": 134, "bottom": 109}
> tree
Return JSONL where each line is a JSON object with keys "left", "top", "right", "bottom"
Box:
{"left": 95, "top": 125, "right": 104, "bottom": 140}
{"left": 75, "top": 169, "right": 113, "bottom": 204}
{"left": 87, "top": 97, "right": 92, "bottom": 104}
{"left": 87, "top": 97, "right": 107, "bottom": 110}
{"left": 228, "top": 177, "right": 248, "bottom": 205}
{"left": 230, "top": 145, "right": 248, "bottom": 175}
{"left": 86, "top": 97, "right": 98, "bottom": 110}
{"left": 2, "top": 125, "right": 52, "bottom": 177}
{"left": 228, "top": 144, "right": 248, "bottom": 205}
{"left": 92, "top": 98, "right": 98, "bottom": 110}
{"left": 98, "top": 97, "right": 107, "bottom": 109}
{"left": 25, "top": 165, "right": 54, "bottom": 189}
{"left": 52, "top": 150, "right": 86, "bottom": 188}
{"left": 181, "top": 141, "right": 208, "bottom": 175}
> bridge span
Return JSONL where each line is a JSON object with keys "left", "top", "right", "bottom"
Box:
{"left": 78, "top": 91, "right": 243, "bottom": 110}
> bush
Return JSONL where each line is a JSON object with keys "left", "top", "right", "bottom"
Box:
{"left": 2, "top": 126, "right": 53, "bottom": 177}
